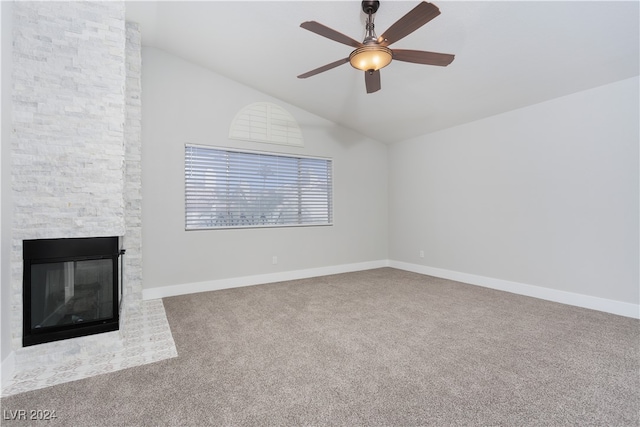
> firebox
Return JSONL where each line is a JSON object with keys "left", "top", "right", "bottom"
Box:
{"left": 23, "top": 237, "right": 122, "bottom": 347}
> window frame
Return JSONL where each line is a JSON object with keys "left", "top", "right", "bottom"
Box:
{"left": 184, "top": 144, "right": 334, "bottom": 231}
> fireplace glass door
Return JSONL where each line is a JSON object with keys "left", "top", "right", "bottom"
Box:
{"left": 30, "top": 258, "right": 114, "bottom": 329}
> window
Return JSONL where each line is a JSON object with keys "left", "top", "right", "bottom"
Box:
{"left": 228, "top": 102, "right": 304, "bottom": 147}
{"left": 185, "top": 145, "right": 333, "bottom": 230}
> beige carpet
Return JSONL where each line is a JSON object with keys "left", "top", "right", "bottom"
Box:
{"left": 1, "top": 268, "right": 638, "bottom": 426}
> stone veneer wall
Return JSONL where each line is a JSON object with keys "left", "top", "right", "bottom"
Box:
{"left": 9, "top": 1, "right": 141, "bottom": 361}
{"left": 123, "top": 21, "right": 142, "bottom": 313}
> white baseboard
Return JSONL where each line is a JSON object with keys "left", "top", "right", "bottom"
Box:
{"left": 142, "top": 259, "right": 638, "bottom": 319}
{"left": 389, "top": 260, "right": 640, "bottom": 319}
{"left": 143, "top": 260, "right": 390, "bottom": 300}
{"left": 1, "top": 351, "right": 15, "bottom": 389}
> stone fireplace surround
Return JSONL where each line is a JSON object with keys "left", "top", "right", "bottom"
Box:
{"left": 2, "top": 2, "right": 176, "bottom": 396}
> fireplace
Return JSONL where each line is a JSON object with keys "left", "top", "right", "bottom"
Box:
{"left": 23, "top": 237, "right": 122, "bottom": 347}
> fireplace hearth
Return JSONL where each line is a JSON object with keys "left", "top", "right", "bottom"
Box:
{"left": 23, "top": 237, "right": 122, "bottom": 347}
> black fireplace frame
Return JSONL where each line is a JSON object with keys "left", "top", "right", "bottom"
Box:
{"left": 23, "top": 236, "right": 121, "bottom": 347}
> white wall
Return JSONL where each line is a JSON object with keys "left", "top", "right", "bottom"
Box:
{"left": 389, "top": 76, "right": 639, "bottom": 306}
{"left": 1, "top": 0, "right": 13, "bottom": 367}
{"left": 141, "top": 48, "right": 388, "bottom": 292}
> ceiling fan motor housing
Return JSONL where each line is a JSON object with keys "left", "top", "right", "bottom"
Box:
{"left": 362, "top": 1, "right": 380, "bottom": 15}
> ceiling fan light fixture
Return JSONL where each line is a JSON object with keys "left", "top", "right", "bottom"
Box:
{"left": 298, "top": 1, "right": 454, "bottom": 93}
{"left": 349, "top": 45, "right": 392, "bottom": 71}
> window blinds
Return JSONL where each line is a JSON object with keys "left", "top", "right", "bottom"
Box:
{"left": 228, "top": 102, "right": 304, "bottom": 147}
{"left": 185, "top": 145, "right": 333, "bottom": 229}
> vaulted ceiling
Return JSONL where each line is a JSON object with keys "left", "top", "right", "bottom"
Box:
{"left": 125, "top": 1, "right": 639, "bottom": 144}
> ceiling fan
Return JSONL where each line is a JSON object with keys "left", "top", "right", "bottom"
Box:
{"left": 297, "top": 1, "right": 455, "bottom": 94}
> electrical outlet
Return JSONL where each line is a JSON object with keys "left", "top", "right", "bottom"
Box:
{"left": 272, "top": 256, "right": 278, "bottom": 265}
{"left": 419, "top": 250, "right": 424, "bottom": 258}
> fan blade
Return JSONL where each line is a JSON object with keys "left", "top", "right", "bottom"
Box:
{"left": 300, "top": 21, "right": 363, "bottom": 48}
{"left": 364, "top": 70, "right": 381, "bottom": 94}
{"left": 378, "top": 2, "right": 440, "bottom": 47}
{"left": 392, "top": 49, "right": 454, "bottom": 66}
{"left": 297, "top": 58, "right": 350, "bottom": 79}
